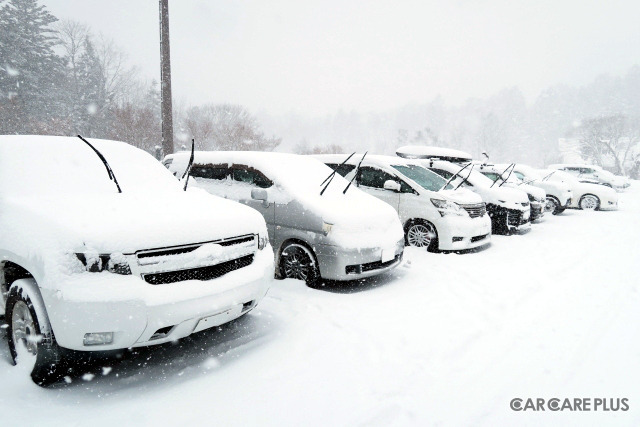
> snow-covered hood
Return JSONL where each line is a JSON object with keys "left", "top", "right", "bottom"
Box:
{"left": 7, "top": 189, "right": 267, "bottom": 254}
{"left": 477, "top": 185, "right": 529, "bottom": 210}
{"left": 438, "top": 188, "right": 484, "bottom": 205}
{"left": 517, "top": 183, "right": 546, "bottom": 201}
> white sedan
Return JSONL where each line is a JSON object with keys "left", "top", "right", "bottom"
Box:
{"left": 543, "top": 169, "right": 619, "bottom": 210}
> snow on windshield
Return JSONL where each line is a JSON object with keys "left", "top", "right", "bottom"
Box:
{"left": 0, "top": 135, "right": 181, "bottom": 196}
{"left": 392, "top": 164, "right": 452, "bottom": 191}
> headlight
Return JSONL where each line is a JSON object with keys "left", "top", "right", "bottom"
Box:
{"left": 75, "top": 252, "right": 131, "bottom": 275}
{"left": 430, "top": 198, "right": 466, "bottom": 217}
{"left": 322, "top": 221, "right": 333, "bottom": 236}
{"left": 527, "top": 193, "right": 535, "bottom": 202}
{"left": 257, "top": 233, "right": 269, "bottom": 250}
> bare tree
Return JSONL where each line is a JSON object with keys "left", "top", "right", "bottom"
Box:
{"left": 578, "top": 115, "right": 640, "bottom": 175}
{"left": 182, "top": 104, "right": 280, "bottom": 151}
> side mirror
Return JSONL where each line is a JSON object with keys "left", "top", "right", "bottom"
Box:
{"left": 383, "top": 180, "right": 401, "bottom": 192}
{"left": 251, "top": 188, "right": 268, "bottom": 201}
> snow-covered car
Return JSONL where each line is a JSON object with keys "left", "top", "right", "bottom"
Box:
{"left": 396, "top": 147, "right": 531, "bottom": 234}
{"left": 314, "top": 154, "right": 491, "bottom": 251}
{"left": 0, "top": 135, "right": 274, "bottom": 385}
{"left": 542, "top": 169, "right": 619, "bottom": 210}
{"left": 164, "top": 151, "right": 405, "bottom": 285}
{"left": 475, "top": 164, "right": 547, "bottom": 221}
{"left": 508, "top": 164, "right": 573, "bottom": 215}
{"left": 548, "top": 163, "right": 629, "bottom": 192}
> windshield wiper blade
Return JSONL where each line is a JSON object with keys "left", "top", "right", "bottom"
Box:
{"left": 182, "top": 139, "right": 195, "bottom": 191}
{"left": 541, "top": 170, "right": 556, "bottom": 182}
{"left": 490, "top": 163, "right": 514, "bottom": 188}
{"left": 77, "top": 135, "right": 122, "bottom": 193}
{"left": 439, "top": 162, "right": 471, "bottom": 191}
{"left": 499, "top": 163, "right": 515, "bottom": 187}
{"left": 343, "top": 151, "right": 367, "bottom": 194}
{"left": 320, "top": 152, "right": 355, "bottom": 196}
{"left": 454, "top": 164, "right": 474, "bottom": 190}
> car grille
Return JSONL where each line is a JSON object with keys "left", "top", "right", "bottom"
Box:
{"left": 507, "top": 209, "right": 529, "bottom": 226}
{"left": 460, "top": 203, "right": 486, "bottom": 218}
{"left": 143, "top": 254, "right": 255, "bottom": 285}
{"left": 136, "top": 235, "right": 255, "bottom": 260}
{"left": 346, "top": 254, "right": 402, "bottom": 275}
{"left": 471, "top": 233, "right": 488, "bottom": 243}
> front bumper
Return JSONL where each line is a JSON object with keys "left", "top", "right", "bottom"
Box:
{"left": 487, "top": 204, "right": 530, "bottom": 234}
{"left": 437, "top": 215, "right": 492, "bottom": 250}
{"left": 42, "top": 249, "right": 274, "bottom": 351}
{"left": 315, "top": 238, "right": 404, "bottom": 280}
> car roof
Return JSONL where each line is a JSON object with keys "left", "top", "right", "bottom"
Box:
{"left": 395, "top": 145, "right": 473, "bottom": 162}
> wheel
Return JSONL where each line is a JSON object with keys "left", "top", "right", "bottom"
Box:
{"left": 544, "top": 196, "right": 561, "bottom": 215}
{"left": 6, "top": 279, "right": 64, "bottom": 386}
{"left": 279, "top": 243, "right": 320, "bottom": 286}
{"left": 405, "top": 220, "right": 438, "bottom": 251}
{"left": 579, "top": 194, "right": 600, "bottom": 211}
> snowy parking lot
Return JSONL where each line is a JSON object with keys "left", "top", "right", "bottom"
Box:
{"left": 2, "top": 185, "right": 639, "bottom": 426}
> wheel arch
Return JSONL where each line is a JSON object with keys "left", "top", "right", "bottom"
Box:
{"left": 403, "top": 218, "right": 439, "bottom": 249}
{"left": 275, "top": 238, "right": 319, "bottom": 278}
{"left": 579, "top": 193, "right": 601, "bottom": 210}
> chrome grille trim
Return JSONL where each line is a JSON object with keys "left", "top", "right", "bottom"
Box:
{"left": 135, "top": 234, "right": 256, "bottom": 260}
{"left": 459, "top": 203, "right": 486, "bottom": 218}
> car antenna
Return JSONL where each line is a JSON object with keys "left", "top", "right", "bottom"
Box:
{"left": 440, "top": 161, "right": 471, "bottom": 191}
{"left": 182, "top": 138, "right": 195, "bottom": 191}
{"left": 343, "top": 151, "right": 367, "bottom": 194}
{"left": 77, "top": 135, "right": 122, "bottom": 193}
{"left": 320, "top": 152, "right": 355, "bottom": 196}
{"left": 454, "top": 164, "right": 475, "bottom": 190}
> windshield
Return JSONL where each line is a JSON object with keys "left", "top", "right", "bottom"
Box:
{"left": 545, "top": 169, "right": 579, "bottom": 184}
{"left": 392, "top": 164, "right": 452, "bottom": 191}
{"left": 0, "top": 136, "right": 181, "bottom": 196}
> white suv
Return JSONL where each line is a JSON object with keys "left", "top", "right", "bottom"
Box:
{"left": 0, "top": 136, "right": 274, "bottom": 384}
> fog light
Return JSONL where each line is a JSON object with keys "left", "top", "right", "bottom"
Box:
{"left": 83, "top": 332, "right": 114, "bottom": 346}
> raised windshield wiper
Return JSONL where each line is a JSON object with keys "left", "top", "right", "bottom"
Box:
{"left": 320, "top": 152, "right": 355, "bottom": 196}
{"left": 490, "top": 163, "right": 515, "bottom": 188}
{"left": 343, "top": 152, "right": 367, "bottom": 194}
{"left": 181, "top": 139, "right": 195, "bottom": 191}
{"left": 454, "top": 164, "right": 474, "bottom": 190}
{"left": 541, "top": 170, "right": 556, "bottom": 182}
{"left": 439, "top": 162, "right": 471, "bottom": 191}
{"left": 77, "top": 135, "right": 122, "bottom": 193}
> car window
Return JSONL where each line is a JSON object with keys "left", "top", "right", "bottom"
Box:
{"left": 325, "top": 163, "right": 356, "bottom": 177}
{"left": 514, "top": 171, "right": 525, "bottom": 180}
{"left": 358, "top": 166, "right": 397, "bottom": 189}
{"left": 392, "top": 164, "right": 451, "bottom": 191}
{"left": 481, "top": 171, "right": 501, "bottom": 182}
{"left": 231, "top": 164, "right": 273, "bottom": 188}
{"left": 430, "top": 168, "right": 453, "bottom": 179}
{"left": 190, "top": 165, "right": 229, "bottom": 180}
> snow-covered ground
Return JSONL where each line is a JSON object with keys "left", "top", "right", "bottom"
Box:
{"left": 2, "top": 185, "right": 639, "bottom": 426}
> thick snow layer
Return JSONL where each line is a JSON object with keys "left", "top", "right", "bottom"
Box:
{"left": 1, "top": 184, "right": 639, "bottom": 425}
{"left": 169, "top": 151, "right": 403, "bottom": 248}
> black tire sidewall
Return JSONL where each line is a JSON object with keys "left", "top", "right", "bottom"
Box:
{"left": 5, "top": 286, "right": 64, "bottom": 386}
{"left": 405, "top": 220, "right": 438, "bottom": 252}
{"left": 279, "top": 243, "right": 320, "bottom": 286}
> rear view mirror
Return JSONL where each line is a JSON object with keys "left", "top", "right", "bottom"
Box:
{"left": 251, "top": 188, "right": 268, "bottom": 201}
{"left": 383, "top": 180, "right": 401, "bottom": 192}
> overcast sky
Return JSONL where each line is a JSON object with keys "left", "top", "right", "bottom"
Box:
{"left": 43, "top": 0, "right": 640, "bottom": 115}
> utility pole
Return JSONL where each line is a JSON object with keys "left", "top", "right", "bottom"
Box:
{"left": 159, "top": 0, "right": 174, "bottom": 156}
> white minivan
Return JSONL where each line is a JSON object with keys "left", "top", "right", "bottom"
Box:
{"left": 315, "top": 154, "right": 492, "bottom": 251}
{"left": 165, "top": 151, "right": 405, "bottom": 286}
{"left": 0, "top": 136, "right": 274, "bottom": 385}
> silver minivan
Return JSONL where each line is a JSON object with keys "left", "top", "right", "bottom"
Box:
{"left": 164, "top": 151, "right": 405, "bottom": 285}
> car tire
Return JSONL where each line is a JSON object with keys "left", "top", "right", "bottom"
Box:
{"left": 579, "top": 194, "right": 600, "bottom": 211}
{"left": 405, "top": 220, "right": 438, "bottom": 252}
{"left": 545, "top": 196, "right": 561, "bottom": 215}
{"left": 6, "top": 279, "right": 65, "bottom": 386}
{"left": 279, "top": 242, "right": 320, "bottom": 286}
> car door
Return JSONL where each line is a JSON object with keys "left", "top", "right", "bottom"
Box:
{"left": 356, "top": 166, "right": 401, "bottom": 211}
{"left": 230, "top": 164, "right": 277, "bottom": 241}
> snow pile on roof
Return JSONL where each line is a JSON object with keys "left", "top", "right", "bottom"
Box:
{"left": 396, "top": 145, "right": 473, "bottom": 162}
